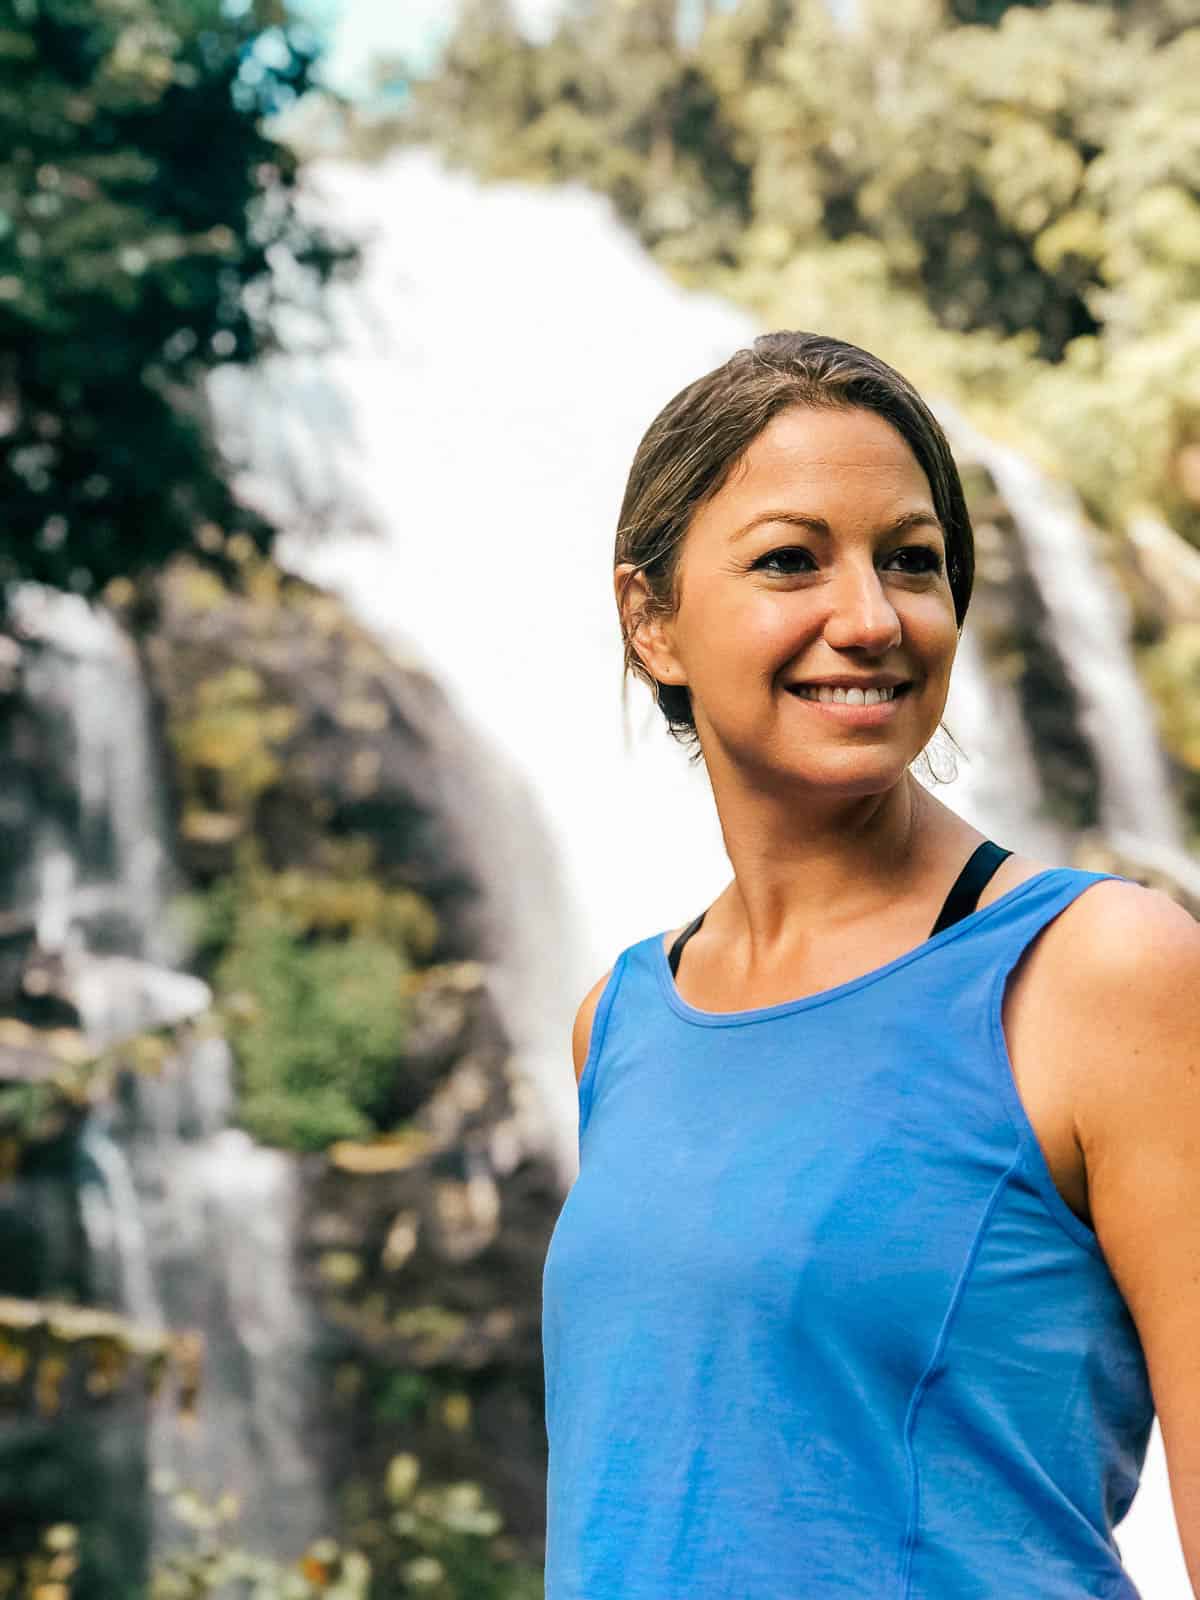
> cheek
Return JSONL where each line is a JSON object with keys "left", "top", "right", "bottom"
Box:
{"left": 906, "top": 592, "right": 959, "bottom": 656}
{"left": 743, "top": 587, "right": 829, "bottom": 647}
{"left": 694, "top": 589, "right": 799, "bottom": 669}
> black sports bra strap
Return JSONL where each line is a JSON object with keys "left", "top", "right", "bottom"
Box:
{"left": 667, "top": 910, "right": 707, "bottom": 979}
{"left": 928, "top": 840, "right": 1013, "bottom": 937}
{"left": 667, "top": 840, "right": 1013, "bottom": 977}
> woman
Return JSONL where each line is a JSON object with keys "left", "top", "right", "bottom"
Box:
{"left": 540, "top": 331, "right": 1200, "bottom": 1598}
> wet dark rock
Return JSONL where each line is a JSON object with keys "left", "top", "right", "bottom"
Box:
{"left": 136, "top": 554, "right": 495, "bottom": 963}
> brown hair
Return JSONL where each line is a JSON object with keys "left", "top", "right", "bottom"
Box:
{"left": 615, "top": 330, "right": 975, "bottom": 766}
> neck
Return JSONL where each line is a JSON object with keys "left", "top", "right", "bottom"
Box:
{"left": 708, "top": 774, "right": 975, "bottom": 953}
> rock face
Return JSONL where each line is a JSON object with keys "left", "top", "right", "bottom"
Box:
{"left": 0, "top": 556, "right": 562, "bottom": 1589}
{"left": 294, "top": 960, "right": 558, "bottom": 1555}
{"left": 133, "top": 551, "right": 561, "bottom": 1574}
{"left": 957, "top": 460, "right": 1102, "bottom": 832}
{"left": 137, "top": 550, "right": 497, "bottom": 964}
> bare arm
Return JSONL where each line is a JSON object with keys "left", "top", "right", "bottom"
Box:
{"left": 1062, "top": 881, "right": 1200, "bottom": 1595}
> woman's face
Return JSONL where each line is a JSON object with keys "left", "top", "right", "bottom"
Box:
{"left": 636, "top": 404, "right": 959, "bottom": 796}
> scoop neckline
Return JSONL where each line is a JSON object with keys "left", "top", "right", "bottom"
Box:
{"left": 653, "top": 866, "right": 1063, "bottom": 1027}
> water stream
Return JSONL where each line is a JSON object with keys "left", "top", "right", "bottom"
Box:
{"left": 939, "top": 403, "right": 1189, "bottom": 854}
{"left": 4, "top": 583, "right": 336, "bottom": 1563}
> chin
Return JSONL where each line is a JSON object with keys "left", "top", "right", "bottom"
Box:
{"left": 790, "top": 752, "right": 916, "bottom": 794}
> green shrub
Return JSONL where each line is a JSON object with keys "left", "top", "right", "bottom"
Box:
{"left": 215, "top": 907, "right": 411, "bottom": 1153}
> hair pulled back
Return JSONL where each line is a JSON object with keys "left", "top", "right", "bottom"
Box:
{"left": 615, "top": 330, "right": 975, "bottom": 763}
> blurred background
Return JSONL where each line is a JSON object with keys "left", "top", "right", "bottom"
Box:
{"left": 1, "top": 0, "right": 1199, "bottom": 1593}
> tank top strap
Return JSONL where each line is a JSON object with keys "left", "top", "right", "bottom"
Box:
{"left": 668, "top": 839, "right": 1014, "bottom": 977}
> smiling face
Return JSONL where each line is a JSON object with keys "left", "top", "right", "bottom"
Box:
{"left": 625, "top": 404, "right": 960, "bottom": 797}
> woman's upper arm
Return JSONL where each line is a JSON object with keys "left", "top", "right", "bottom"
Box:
{"left": 572, "top": 968, "right": 613, "bottom": 1085}
{"left": 1064, "top": 879, "right": 1200, "bottom": 1594}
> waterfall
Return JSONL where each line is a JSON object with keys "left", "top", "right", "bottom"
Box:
{"left": 203, "top": 142, "right": 1192, "bottom": 1596}
{"left": 937, "top": 404, "right": 1191, "bottom": 857}
{"left": 209, "top": 144, "right": 1196, "bottom": 977}
{"left": 77, "top": 1118, "right": 163, "bottom": 1330}
{"left": 8, "top": 584, "right": 179, "bottom": 969}
{"left": 939, "top": 623, "right": 1071, "bottom": 864}
{"left": 3, "top": 582, "right": 336, "bottom": 1564}
{"left": 126, "top": 1059, "right": 331, "bottom": 1558}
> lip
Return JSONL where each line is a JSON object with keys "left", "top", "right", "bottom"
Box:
{"left": 784, "top": 675, "right": 910, "bottom": 690}
{"left": 784, "top": 681, "right": 913, "bottom": 724}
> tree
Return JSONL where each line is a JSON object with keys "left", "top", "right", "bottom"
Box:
{"left": 405, "top": 0, "right": 1200, "bottom": 530}
{"left": 0, "top": 0, "right": 359, "bottom": 609}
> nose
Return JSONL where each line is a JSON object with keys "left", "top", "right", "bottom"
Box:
{"left": 821, "top": 560, "right": 903, "bottom": 654}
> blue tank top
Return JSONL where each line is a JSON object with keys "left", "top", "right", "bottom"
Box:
{"left": 541, "top": 866, "right": 1155, "bottom": 1599}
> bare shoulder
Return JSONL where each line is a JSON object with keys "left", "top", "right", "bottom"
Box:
{"left": 572, "top": 967, "right": 614, "bottom": 1086}
{"left": 1039, "top": 875, "right": 1200, "bottom": 1124}
{"left": 1048, "top": 873, "right": 1200, "bottom": 981}
{"left": 1012, "top": 871, "right": 1199, "bottom": 1008}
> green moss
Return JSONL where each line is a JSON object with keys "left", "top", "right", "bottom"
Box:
{"left": 215, "top": 911, "right": 410, "bottom": 1153}
{"left": 375, "top": 1371, "right": 432, "bottom": 1426}
{"left": 168, "top": 664, "right": 297, "bottom": 822}
{"left": 181, "top": 841, "right": 439, "bottom": 975}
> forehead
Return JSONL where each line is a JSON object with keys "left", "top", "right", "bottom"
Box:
{"left": 703, "top": 405, "right": 934, "bottom": 525}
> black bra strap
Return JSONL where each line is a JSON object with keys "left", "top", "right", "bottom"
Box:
{"left": 667, "top": 840, "right": 1013, "bottom": 977}
{"left": 927, "top": 840, "right": 1012, "bottom": 937}
{"left": 667, "top": 910, "right": 707, "bottom": 979}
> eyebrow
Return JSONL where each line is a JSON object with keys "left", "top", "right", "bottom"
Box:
{"left": 729, "top": 508, "right": 945, "bottom": 543}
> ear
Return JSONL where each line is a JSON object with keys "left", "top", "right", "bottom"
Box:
{"left": 614, "top": 562, "right": 687, "bottom": 688}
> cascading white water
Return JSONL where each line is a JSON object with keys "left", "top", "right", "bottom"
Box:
{"left": 6, "top": 582, "right": 335, "bottom": 1561}
{"left": 938, "top": 624, "right": 1072, "bottom": 865}
{"left": 205, "top": 142, "right": 1192, "bottom": 1596}
{"left": 938, "top": 404, "right": 1190, "bottom": 855}
{"left": 125, "top": 1050, "right": 331, "bottom": 1558}
{"left": 9, "top": 584, "right": 179, "bottom": 968}
{"left": 76, "top": 1117, "right": 164, "bottom": 1329}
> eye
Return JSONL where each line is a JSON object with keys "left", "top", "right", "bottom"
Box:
{"left": 750, "top": 547, "right": 816, "bottom": 576}
{"left": 888, "top": 545, "right": 944, "bottom": 575}
{"left": 750, "top": 545, "right": 944, "bottom": 577}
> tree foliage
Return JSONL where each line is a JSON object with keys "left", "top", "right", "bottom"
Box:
{"left": 383, "top": 0, "right": 1200, "bottom": 833}
{"left": 0, "top": 0, "right": 359, "bottom": 607}
{"left": 398, "top": 0, "right": 1200, "bottom": 549}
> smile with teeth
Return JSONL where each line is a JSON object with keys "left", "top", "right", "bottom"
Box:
{"left": 789, "top": 684, "right": 907, "bottom": 705}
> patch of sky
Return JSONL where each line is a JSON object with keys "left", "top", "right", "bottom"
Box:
{"left": 301, "top": 0, "right": 761, "bottom": 103}
{"left": 232, "top": 13, "right": 328, "bottom": 119}
{"left": 277, "top": 0, "right": 857, "bottom": 106}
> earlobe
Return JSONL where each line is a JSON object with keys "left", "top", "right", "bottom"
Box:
{"left": 635, "top": 614, "right": 683, "bottom": 687}
{"left": 638, "top": 636, "right": 680, "bottom": 686}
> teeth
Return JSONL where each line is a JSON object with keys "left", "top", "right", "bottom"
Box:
{"left": 792, "top": 684, "right": 898, "bottom": 704}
